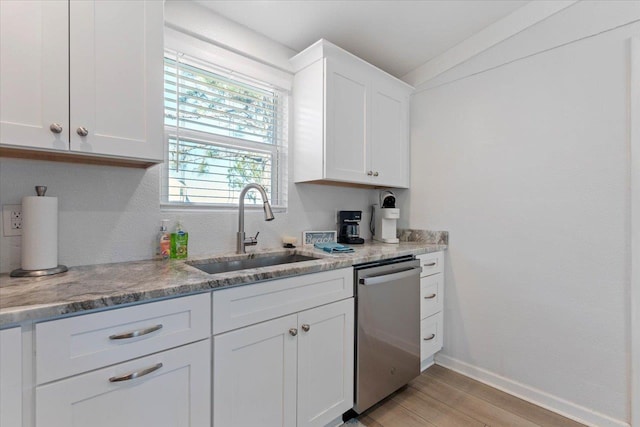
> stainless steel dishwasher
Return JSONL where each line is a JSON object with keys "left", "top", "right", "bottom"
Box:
{"left": 353, "top": 255, "right": 422, "bottom": 414}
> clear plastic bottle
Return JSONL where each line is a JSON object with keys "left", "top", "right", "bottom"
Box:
{"left": 157, "top": 219, "right": 171, "bottom": 260}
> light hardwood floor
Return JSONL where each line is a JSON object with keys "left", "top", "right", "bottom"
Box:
{"left": 349, "top": 365, "right": 586, "bottom": 427}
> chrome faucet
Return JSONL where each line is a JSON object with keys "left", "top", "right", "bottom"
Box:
{"left": 237, "top": 183, "right": 275, "bottom": 254}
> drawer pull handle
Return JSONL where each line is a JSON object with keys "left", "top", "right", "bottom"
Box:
{"left": 109, "top": 324, "right": 163, "bottom": 340}
{"left": 423, "top": 334, "right": 436, "bottom": 341}
{"left": 109, "top": 363, "right": 163, "bottom": 383}
{"left": 424, "top": 262, "right": 437, "bottom": 267}
{"left": 424, "top": 293, "right": 437, "bottom": 299}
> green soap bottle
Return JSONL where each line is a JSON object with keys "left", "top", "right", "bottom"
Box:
{"left": 170, "top": 221, "right": 188, "bottom": 259}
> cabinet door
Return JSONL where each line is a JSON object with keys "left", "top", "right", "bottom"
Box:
{"left": 297, "top": 299, "right": 354, "bottom": 427}
{"left": 0, "top": 0, "right": 69, "bottom": 151}
{"left": 324, "top": 57, "right": 369, "bottom": 184}
{"left": 36, "top": 339, "right": 210, "bottom": 427}
{"left": 0, "top": 328, "right": 22, "bottom": 427}
{"left": 421, "top": 312, "right": 443, "bottom": 364}
{"left": 213, "top": 314, "right": 297, "bottom": 427}
{"left": 370, "top": 77, "right": 410, "bottom": 188}
{"left": 69, "top": 0, "right": 163, "bottom": 161}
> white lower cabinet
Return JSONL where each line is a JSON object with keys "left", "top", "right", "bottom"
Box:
{"left": 0, "top": 327, "right": 22, "bottom": 427}
{"left": 417, "top": 251, "right": 445, "bottom": 371}
{"left": 36, "top": 339, "right": 210, "bottom": 427}
{"left": 214, "top": 314, "right": 298, "bottom": 427}
{"left": 420, "top": 313, "right": 444, "bottom": 362}
{"left": 12, "top": 269, "right": 356, "bottom": 427}
{"left": 297, "top": 300, "right": 354, "bottom": 427}
{"left": 214, "top": 298, "right": 354, "bottom": 427}
{"left": 35, "top": 293, "right": 211, "bottom": 385}
{"left": 32, "top": 293, "right": 212, "bottom": 427}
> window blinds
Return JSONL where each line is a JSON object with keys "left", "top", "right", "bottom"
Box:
{"left": 163, "top": 52, "right": 288, "bottom": 207}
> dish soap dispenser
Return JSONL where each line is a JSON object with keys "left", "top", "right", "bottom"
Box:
{"left": 171, "top": 221, "right": 188, "bottom": 259}
{"left": 157, "top": 219, "right": 171, "bottom": 260}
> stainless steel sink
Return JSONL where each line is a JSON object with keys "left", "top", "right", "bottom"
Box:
{"left": 189, "top": 253, "right": 322, "bottom": 275}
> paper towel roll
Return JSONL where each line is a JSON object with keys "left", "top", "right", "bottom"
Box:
{"left": 21, "top": 195, "right": 58, "bottom": 270}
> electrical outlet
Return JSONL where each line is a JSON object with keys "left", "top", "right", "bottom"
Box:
{"left": 3, "top": 204, "right": 22, "bottom": 236}
{"left": 11, "top": 210, "right": 22, "bottom": 229}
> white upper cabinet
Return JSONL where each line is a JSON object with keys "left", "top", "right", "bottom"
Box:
{"left": 370, "top": 76, "right": 411, "bottom": 188}
{"left": 0, "top": 0, "right": 163, "bottom": 166}
{"left": 68, "top": 0, "right": 163, "bottom": 161}
{"left": 0, "top": 0, "right": 69, "bottom": 151}
{"left": 291, "top": 39, "right": 412, "bottom": 188}
{"left": 324, "top": 55, "right": 369, "bottom": 183}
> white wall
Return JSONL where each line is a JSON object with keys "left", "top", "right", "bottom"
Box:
{"left": 0, "top": 159, "right": 375, "bottom": 272}
{"left": 0, "top": 3, "right": 377, "bottom": 273}
{"left": 164, "top": 0, "right": 295, "bottom": 72}
{"left": 408, "top": 3, "right": 638, "bottom": 425}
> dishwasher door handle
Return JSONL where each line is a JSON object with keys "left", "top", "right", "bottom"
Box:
{"left": 360, "top": 267, "right": 421, "bottom": 286}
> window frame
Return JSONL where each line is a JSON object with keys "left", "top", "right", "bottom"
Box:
{"left": 160, "top": 45, "right": 289, "bottom": 211}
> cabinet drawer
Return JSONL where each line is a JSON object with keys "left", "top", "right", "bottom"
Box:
{"left": 420, "top": 312, "right": 443, "bottom": 361}
{"left": 420, "top": 274, "right": 443, "bottom": 320}
{"left": 417, "top": 252, "right": 444, "bottom": 277}
{"left": 36, "top": 339, "right": 211, "bottom": 427}
{"left": 36, "top": 293, "right": 211, "bottom": 384}
{"left": 212, "top": 268, "right": 353, "bottom": 334}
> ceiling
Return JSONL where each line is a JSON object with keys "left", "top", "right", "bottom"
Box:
{"left": 195, "top": 0, "right": 529, "bottom": 78}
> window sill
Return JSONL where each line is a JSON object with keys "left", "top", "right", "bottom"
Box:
{"left": 160, "top": 202, "right": 287, "bottom": 214}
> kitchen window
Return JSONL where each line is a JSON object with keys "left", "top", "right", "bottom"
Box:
{"left": 162, "top": 50, "right": 288, "bottom": 208}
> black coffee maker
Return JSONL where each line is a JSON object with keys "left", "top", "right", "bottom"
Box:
{"left": 338, "top": 211, "right": 365, "bottom": 244}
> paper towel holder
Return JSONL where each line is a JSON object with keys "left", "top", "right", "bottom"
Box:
{"left": 10, "top": 186, "right": 68, "bottom": 278}
{"left": 10, "top": 264, "right": 68, "bottom": 277}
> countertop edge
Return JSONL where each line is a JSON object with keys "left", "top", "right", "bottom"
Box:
{"left": 0, "top": 243, "right": 447, "bottom": 327}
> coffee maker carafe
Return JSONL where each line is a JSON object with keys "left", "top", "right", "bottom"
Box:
{"left": 338, "top": 211, "right": 365, "bottom": 244}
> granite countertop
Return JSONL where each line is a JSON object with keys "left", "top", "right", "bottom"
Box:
{"left": 0, "top": 241, "right": 447, "bottom": 327}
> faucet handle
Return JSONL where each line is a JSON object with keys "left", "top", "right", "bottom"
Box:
{"left": 244, "top": 231, "right": 259, "bottom": 246}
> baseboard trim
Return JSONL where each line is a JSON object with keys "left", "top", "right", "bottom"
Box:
{"left": 434, "top": 354, "right": 629, "bottom": 427}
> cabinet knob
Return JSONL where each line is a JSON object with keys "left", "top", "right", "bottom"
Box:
{"left": 373, "top": 172, "right": 379, "bottom": 177}
{"left": 301, "top": 324, "right": 310, "bottom": 332}
{"left": 367, "top": 171, "right": 373, "bottom": 176}
{"left": 49, "top": 123, "right": 63, "bottom": 134}
{"left": 76, "top": 127, "right": 89, "bottom": 137}
{"left": 289, "top": 328, "right": 298, "bottom": 336}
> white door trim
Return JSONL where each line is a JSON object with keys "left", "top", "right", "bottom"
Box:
{"left": 630, "top": 36, "right": 639, "bottom": 427}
